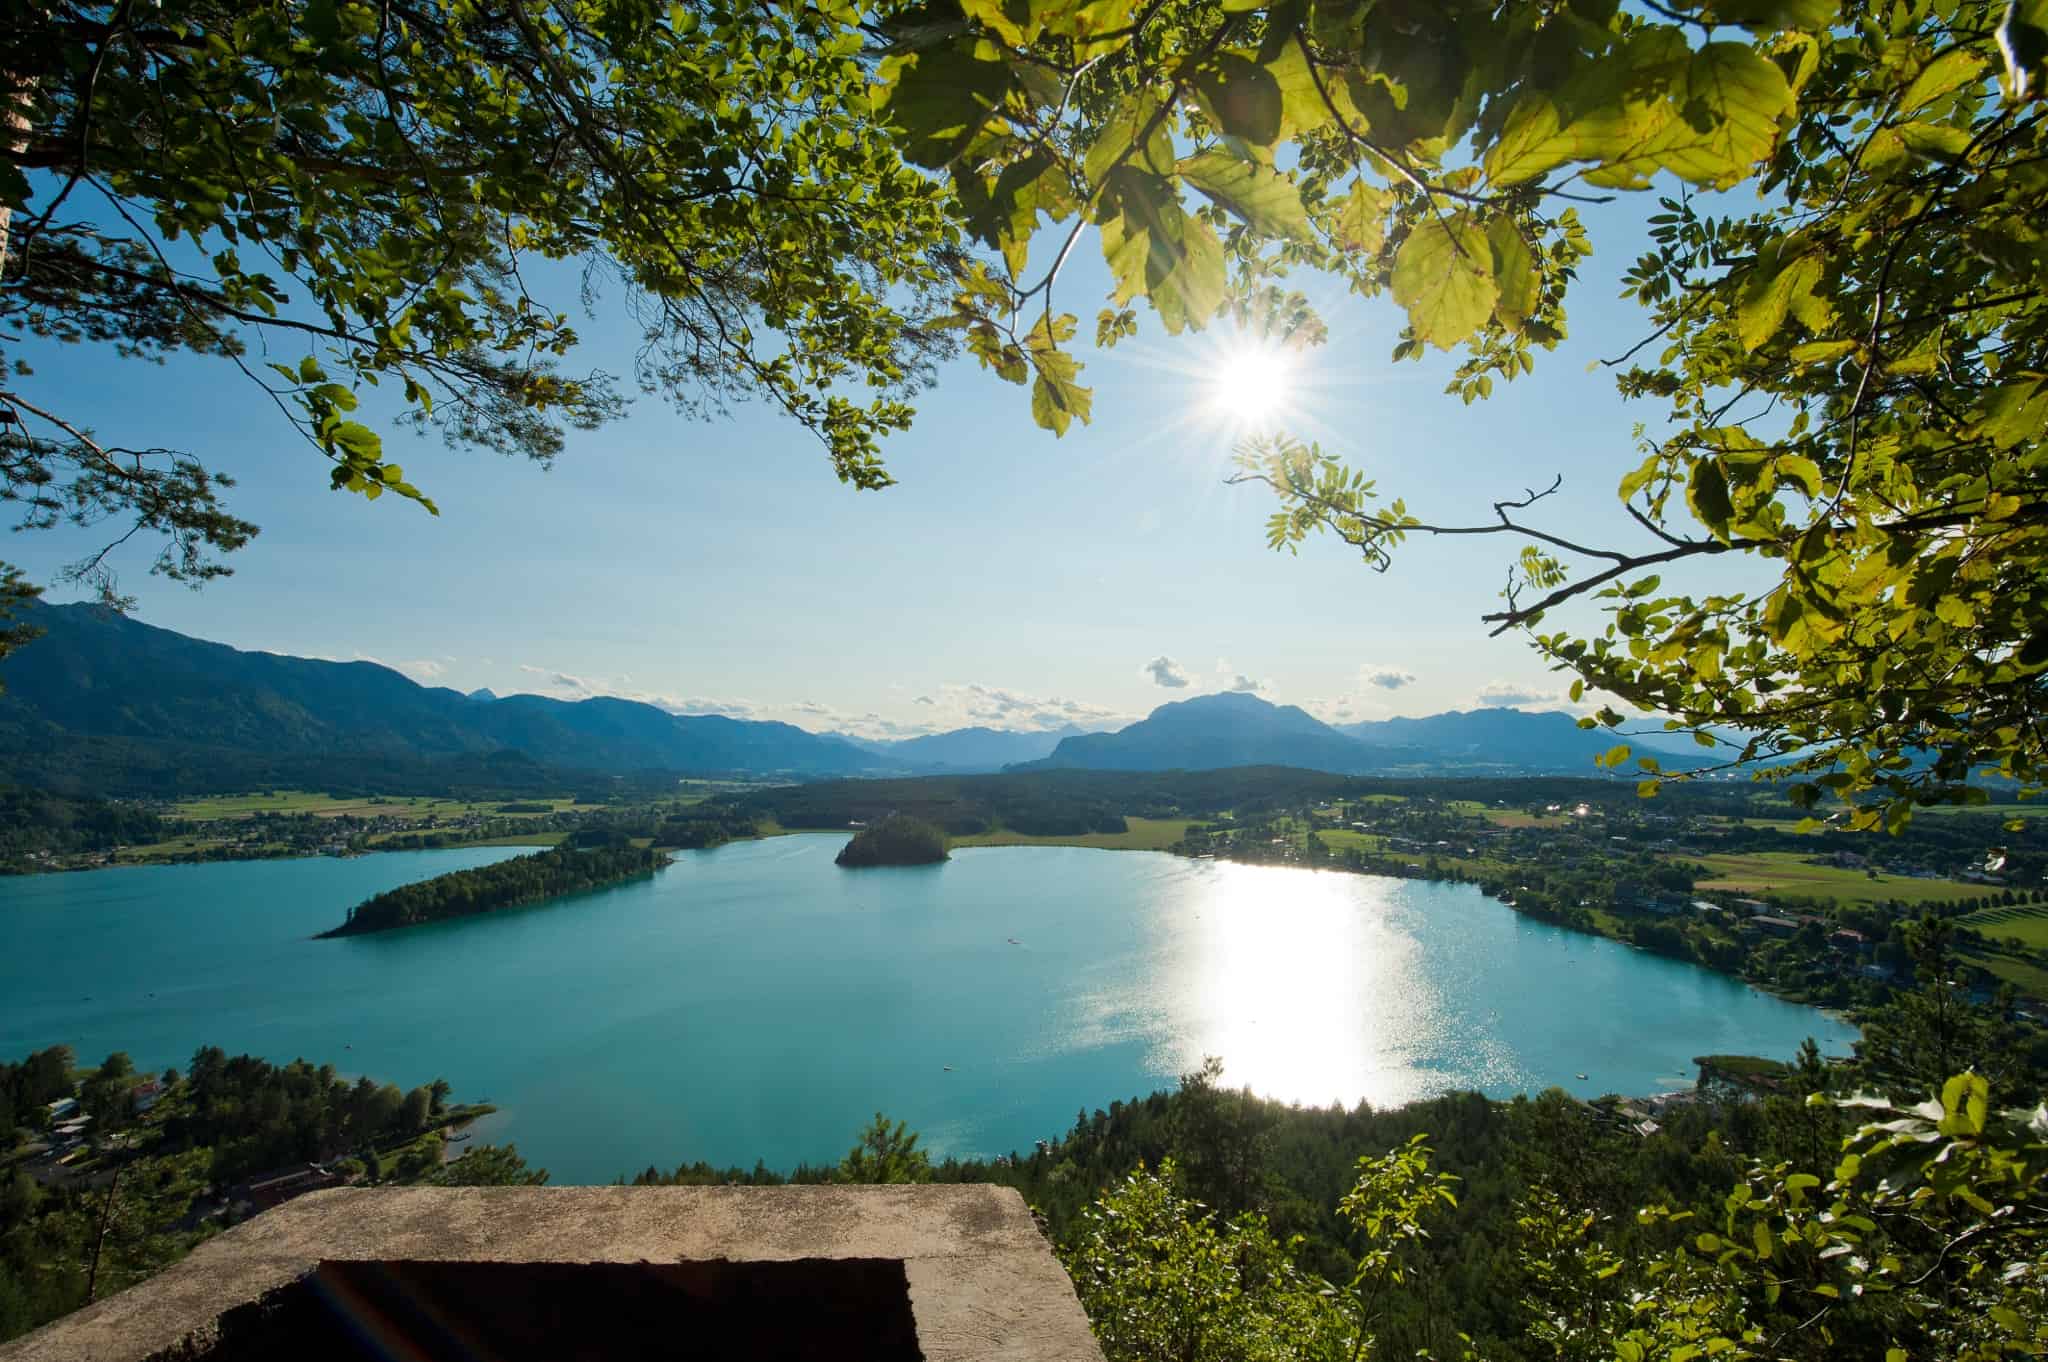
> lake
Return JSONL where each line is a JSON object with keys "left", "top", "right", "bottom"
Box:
{"left": 0, "top": 836, "right": 1859, "bottom": 1183}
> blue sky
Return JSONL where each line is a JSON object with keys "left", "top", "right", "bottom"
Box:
{"left": 11, "top": 193, "right": 1723, "bottom": 739}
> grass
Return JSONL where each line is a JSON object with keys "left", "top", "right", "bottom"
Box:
{"left": 1962, "top": 902, "right": 2048, "bottom": 949}
{"left": 1962, "top": 948, "right": 2048, "bottom": 1000}
{"left": 169, "top": 791, "right": 587, "bottom": 822}
{"left": 1486, "top": 811, "right": 1574, "bottom": 829}
{"left": 1687, "top": 851, "right": 1977, "bottom": 905}
{"left": 950, "top": 817, "right": 1195, "bottom": 852}
{"left": 1316, "top": 828, "right": 1388, "bottom": 854}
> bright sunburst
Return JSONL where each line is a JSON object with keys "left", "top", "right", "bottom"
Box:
{"left": 1206, "top": 338, "right": 1300, "bottom": 433}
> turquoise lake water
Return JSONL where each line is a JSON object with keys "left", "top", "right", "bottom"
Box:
{"left": 0, "top": 836, "right": 1859, "bottom": 1183}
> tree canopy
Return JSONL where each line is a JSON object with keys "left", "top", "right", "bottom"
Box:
{"left": 872, "top": 0, "right": 2048, "bottom": 821}
{"left": 8, "top": 1, "right": 2048, "bottom": 820}
{"left": 0, "top": 0, "right": 962, "bottom": 610}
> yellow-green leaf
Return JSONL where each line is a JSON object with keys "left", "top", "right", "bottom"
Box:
{"left": 1737, "top": 253, "right": 1822, "bottom": 352}
{"left": 1901, "top": 48, "right": 1990, "bottom": 113}
{"left": 1334, "top": 180, "right": 1387, "bottom": 254}
{"left": 1647, "top": 43, "right": 1794, "bottom": 187}
{"left": 1488, "top": 218, "right": 1540, "bottom": 331}
{"left": 1392, "top": 216, "right": 1498, "bottom": 350}
{"left": 1179, "top": 151, "right": 1309, "bottom": 239}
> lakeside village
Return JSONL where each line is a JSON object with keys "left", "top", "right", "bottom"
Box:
{"left": 1163, "top": 790, "right": 2048, "bottom": 1017}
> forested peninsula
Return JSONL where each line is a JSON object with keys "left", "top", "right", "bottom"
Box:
{"left": 835, "top": 815, "right": 949, "bottom": 867}
{"left": 319, "top": 842, "right": 669, "bottom": 937}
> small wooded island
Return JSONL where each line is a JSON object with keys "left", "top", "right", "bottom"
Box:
{"left": 319, "top": 841, "right": 670, "bottom": 936}
{"left": 835, "top": 814, "right": 949, "bottom": 868}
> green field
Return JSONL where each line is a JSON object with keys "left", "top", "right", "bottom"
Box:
{"left": 169, "top": 791, "right": 589, "bottom": 821}
{"left": 950, "top": 817, "right": 1194, "bottom": 852}
{"left": 1316, "top": 828, "right": 1388, "bottom": 854}
{"left": 1963, "top": 902, "right": 2048, "bottom": 949}
{"left": 1688, "top": 851, "right": 1977, "bottom": 905}
{"left": 1964, "top": 948, "right": 2048, "bottom": 999}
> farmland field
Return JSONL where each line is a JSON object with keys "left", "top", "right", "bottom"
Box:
{"left": 1963, "top": 902, "right": 2048, "bottom": 949}
{"left": 1688, "top": 852, "right": 1977, "bottom": 906}
{"left": 950, "top": 817, "right": 1194, "bottom": 852}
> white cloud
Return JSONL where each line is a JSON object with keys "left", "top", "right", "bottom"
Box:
{"left": 514, "top": 663, "right": 759, "bottom": 719}
{"left": 1144, "top": 656, "right": 1191, "bottom": 688}
{"left": 1225, "top": 673, "right": 1265, "bottom": 693}
{"left": 1360, "top": 665, "right": 1416, "bottom": 691}
{"left": 1474, "top": 681, "right": 1566, "bottom": 709}
{"left": 506, "top": 667, "right": 1130, "bottom": 741}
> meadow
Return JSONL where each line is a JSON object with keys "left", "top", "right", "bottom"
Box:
{"left": 1689, "top": 851, "right": 1979, "bottom": 906}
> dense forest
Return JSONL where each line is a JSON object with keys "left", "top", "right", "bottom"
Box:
{"left": 0, "top": 788, "right": 161, "bottom": 869}
{"left": 834, "top": 815, "right": 949, "bottom": 867}
{"left": 319, "top": 841, "right": 670, "bottom": 936}
{"left": 0, "top": 1045, "right": 498, "bottom": 1341}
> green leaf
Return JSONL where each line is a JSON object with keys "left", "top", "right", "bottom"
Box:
{"left": 1178, "top": 152, "right": 1310, "bottom": 239}
{"left": 1261, "top": 38, "right": 1338, "bottom": 138}
{"left": 876, "top": 42, "right": 1015, "bottom": 170}
{"left": 1688, "top": 457, "right": 1735, "bottom": 537}
{"left": 1192, "top": 53, "right": 1284, "bottom": 146}
{"left": 1085, "top": 93, "right": 1175, "bottom": 184}
{"left": 1098, "top": 169, "right": 1226, "bottom": 334}
{"left": 1334, "top": 180, "right": 1388, "bottom": 254}
{"left": 958, "top": 0, "right": 1038, "bottom": 45}
{"left": 1601, "top": 743, "right": 1632, "bottom": 768}
{"left": 1901, "top": 48, "right": 1990, "bottom": 113}
{"left": 330, "top": 421, "right": 382, "bottom": 459}
{"left": 1789, "top": 339, "right": 1857, "bottom": 365}
{"left": 1650, "top": 43, "right": 1795, "bottom": 188}
{"left": 1775, "top": 455, "right": 1822, "bottom": 498}
{"left": 1392, "top": 216, "right": 1498, "bottom": 350}
{"left": 1488, "top": 219, "right": 1540, "bottom": 332}
{"left": 1031, "top": 358, "right": 1093, "bottom": 435}
{"left": 1736, "top": 253, "right": 1821, "bottom": 353}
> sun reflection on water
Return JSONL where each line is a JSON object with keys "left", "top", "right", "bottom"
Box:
{"left": 1130, "top": 861, "right": 1508, "bottom": 1109}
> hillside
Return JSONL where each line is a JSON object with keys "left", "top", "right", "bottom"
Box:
{"left": 1018, "top": 692, "right": 1708, "bottom": 777}
{"left": 1018, "top": 692, "right": 1390, "bottom": 774}
{"left": 0, "top": 603, "right": 889, "bottom": 785}
{"left": 848, "top": 724, "right": 1096, "bottom": 772}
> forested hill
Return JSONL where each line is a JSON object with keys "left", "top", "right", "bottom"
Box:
{"left": 319, "top": 842, "right": 670, "bottom": 936}
{"left": 0, "top": 602, "right": 888, "bottom": 785}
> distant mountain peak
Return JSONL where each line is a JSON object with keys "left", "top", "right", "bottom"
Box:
{"left": 465, "top": 687, "right": 498, "bottom": 703}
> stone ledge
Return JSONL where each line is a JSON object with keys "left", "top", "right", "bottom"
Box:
{"left": 0, "top": 1185, "right": 1104, "bottom": 1362}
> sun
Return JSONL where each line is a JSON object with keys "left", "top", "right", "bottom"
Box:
{"left": 1206, "top": 339, "right": 1300, "bottom": 433}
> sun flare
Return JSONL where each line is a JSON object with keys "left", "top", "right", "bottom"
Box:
{"left": 1207, "top": 341, "right": 1299, "bottom": 432}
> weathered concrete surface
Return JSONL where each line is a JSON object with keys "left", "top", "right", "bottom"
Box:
{"left": 0, "top": 1185, "right": 1104, "bottom": 1362}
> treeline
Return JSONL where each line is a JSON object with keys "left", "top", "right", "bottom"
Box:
{"left": 320, "top": 841, "right": 670, "bottom": 935}
{"left": 724, "top": 768, "right": 1945, "bottom": 840}
{"left": 0, "top": 788, "right": 161, "bottom": 868}
{"left": 165, "top": 1048, "right": 452, "bottom": 1184}
{"left": 0, "top": 1044, "right": 476, "bottom": 1342}
{"left": 0, "top": 1047, "right": 73, "bottom": 1140}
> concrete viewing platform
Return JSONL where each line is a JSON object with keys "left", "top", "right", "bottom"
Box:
{"left": 0, "top": 1184, "right": 1105, "bottom": 1361}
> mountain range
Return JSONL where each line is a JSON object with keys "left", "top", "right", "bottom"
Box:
{"left": 1016, "top": 691, "right": 1705, "bottom": 778}
{"left": 0, "top": 603, "right": 1703, "bottom": 792}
